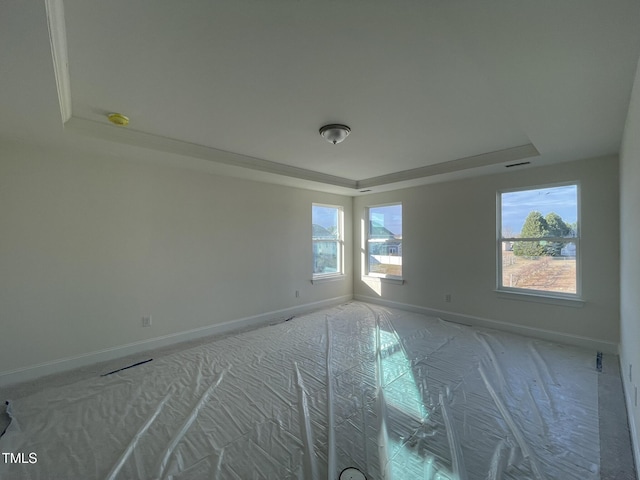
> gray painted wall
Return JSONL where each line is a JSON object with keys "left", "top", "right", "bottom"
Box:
{"left": 0, "top": 141, "right": 353, "bottom": 375}
{"left": 620, "top": 54, "right": 640, "bottom": 470}
{"left": 354, "top": 155, "right": 620, "bottom": 347}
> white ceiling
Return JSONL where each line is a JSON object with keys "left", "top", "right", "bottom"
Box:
{"left": 1, "top": 0, "right": 639, "bottom": 194}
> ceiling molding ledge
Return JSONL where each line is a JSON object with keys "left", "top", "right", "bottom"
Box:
{"left": 66, "top": 117, "right": 539, "bottom": 191}
{"left": 45, "top": 0, "right": 72, "bottom": 123}
{"left": 65, "top": 117, "right": 358, "bottom": 189}
{"left": 356, "top": 143, "right": 540, "bottom": 189}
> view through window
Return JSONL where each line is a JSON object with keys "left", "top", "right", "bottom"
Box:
{"left": 367, "top": 204, "right": 402, "bottom": 278}
{"left": 499, "top": 184, "right": 579, "bottom": 296}
{"left": 312, "top": 204, "right": 343, "bottom": 276}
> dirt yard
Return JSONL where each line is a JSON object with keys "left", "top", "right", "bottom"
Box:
{"left": 370, "top": 263, "right": 402, "bottom": 277}
{"left": 502, "top": 252, "right": 576, "bottom": 294}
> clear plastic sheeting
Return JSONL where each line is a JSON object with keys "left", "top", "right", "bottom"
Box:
{"left": 0, "top": 302, "right": 600, "bottom": 479}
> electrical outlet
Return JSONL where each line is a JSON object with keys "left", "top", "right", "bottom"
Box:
{"left": 445, "top": 293, "right": 452, "bottom": 303}
{"left": 142, "top": 316, "right": 152, "bottom": 327}
{"left": 295, "top": 290, "right": 300, "bottom": 298}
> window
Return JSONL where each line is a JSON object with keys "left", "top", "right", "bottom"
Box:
{"left": 498, "top": 183, "right": 579, "bottom": 298}
{"left": 367, "top": 203, "right": 402, "bottom": 278}
{"left": 312, "top": 204, "right": 343, "bottom": 276}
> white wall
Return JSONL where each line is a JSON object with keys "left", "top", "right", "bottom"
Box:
{"left": 0, "top": 141, "right": 352, "bottom": 378}
{"left": 354, "top": 155, "right": 620, "bottom": 350}
{"left": 620, "top": 55, "right": 640, "bottom": 471}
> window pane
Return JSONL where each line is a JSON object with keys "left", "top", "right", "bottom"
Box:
{"left": 501, "top": 241, "right": 576, "bottom": 294}
{"left": 312, "top": 206, "right": 339, "bottom": 240}
{"left": 368, "top": 240, "right": 402, "bottom": 276}
{"left": 501, "top": 185, "right": 577, "bottom": 238}
{"left": 312, "top": 204, "right": 342, "bottom": 276}
{"left": 313, "top": 241, "right": 338, "bottom": 274}
{"left": 368, "top": 204, "right": 402, "bottom": 276}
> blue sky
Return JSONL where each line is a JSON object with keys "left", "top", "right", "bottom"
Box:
{"left": 502, "top": 185, "right": 577, "bottom": 234}
{"left": 312, "top": 205, "right": 339, "bottom": 230}
{"left": 313, "top": 204, "right": 403, "bottom": 235}
{"left": 370, "top": 204, "right": 402, "bottom": 235}
{"left": 314, "top": 189, "right": 573, "bottom": 237}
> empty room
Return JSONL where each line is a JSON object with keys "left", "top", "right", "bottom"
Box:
{"left": 1, "top": 1, "right": 640, "bottom": 479}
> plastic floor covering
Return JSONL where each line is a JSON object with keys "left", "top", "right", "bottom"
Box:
{"left": 0, "top": 302, "right": 600, "bottom": 479}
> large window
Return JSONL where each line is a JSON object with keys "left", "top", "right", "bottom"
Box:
{"left": 498, "top": 183, "right": 579, "bottom": 297}
{"left": 367, "top": 203, "right": 402, "bottom": 278}
{"left": 312, "top": 204, "right": 343, "bottom": 276}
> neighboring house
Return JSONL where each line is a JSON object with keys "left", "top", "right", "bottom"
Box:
{"left": 369, "top": 223, "right": 402, "bottom": 256}
{"left": 561, "top": 243, "right": 577, "bottom": 257}
{"left": 312, "top": 224, "right": 338, "bottom": 273}
{"left": 312, "top": 224, "right": 334, "bottom": 239}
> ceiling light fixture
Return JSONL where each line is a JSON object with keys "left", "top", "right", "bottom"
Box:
{"left": 319, "top": 124, "right": 351, "bottom": 145}
{"left": 107, "top": 113, "right": 130, "bottom": 127}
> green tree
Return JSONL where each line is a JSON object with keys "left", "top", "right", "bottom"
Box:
{"left": 513, "top": 211, "right": 547, "bottom": 257}
{"left": 569, "top": 222, "right": 578, "bottom": 236}
{"left": 544, "top": 212, "right": 571, "bottom": 256}
{"left": 544, "top": 212, "right": 571, "bottom": 237}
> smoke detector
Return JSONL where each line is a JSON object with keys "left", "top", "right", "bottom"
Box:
{"left": 107, "top": 113, "right": 130, "bottom": 127}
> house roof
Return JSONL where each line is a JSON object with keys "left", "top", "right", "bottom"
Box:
{"left": 369, "top": 224, "right": 399, "bottom": 239}
{"left": 312, "top": 224, "right": 335, "bottom": 239}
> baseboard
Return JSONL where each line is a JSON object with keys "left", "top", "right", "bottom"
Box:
{"left": 0, "top": 295, "right": 353, "bottom": 387}
{"left": 354, "top": 294, "right": 619, "bottom": 354}
{"left": 620, "top": 354, "right": 640, "bottom": 479}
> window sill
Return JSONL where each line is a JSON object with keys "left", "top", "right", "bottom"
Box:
{"left": 363, "top": 275, "right": 405, "bottom": 285}
{"left": 311, "top": 274, "right": 345, "bottom": 285}
{"left": 495, "top": 289, "right": 584, "bottom": 307}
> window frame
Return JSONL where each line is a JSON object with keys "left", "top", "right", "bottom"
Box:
{"left": 366, "top": 202, "right": 403, "bottom": 280}
{"left": 496, "top": 181, "right": 582, "bottom": 301}
{"left": 312, "top": 203, "right": 344, "bottom": 279}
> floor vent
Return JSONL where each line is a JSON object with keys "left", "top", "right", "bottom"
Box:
{"left": 101, "top": 359, "right": 153, "bottom": 377}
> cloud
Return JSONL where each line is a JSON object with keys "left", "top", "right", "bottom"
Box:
{"left": 502, "top": 185, "right": 577, "bottom": 233}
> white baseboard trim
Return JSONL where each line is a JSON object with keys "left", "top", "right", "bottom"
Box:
{"left": 620, "top": 354, "right": 640, "bottom": 479}
{"left": 0, "top": 295, "right": 353, "bottom": 387}
{"left": 354, "top": 294, "right": 619, "bottom": 354}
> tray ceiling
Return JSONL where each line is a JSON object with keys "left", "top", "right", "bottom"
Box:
{"left": 2, "top": 0, "right": 639, "bottom": 193}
